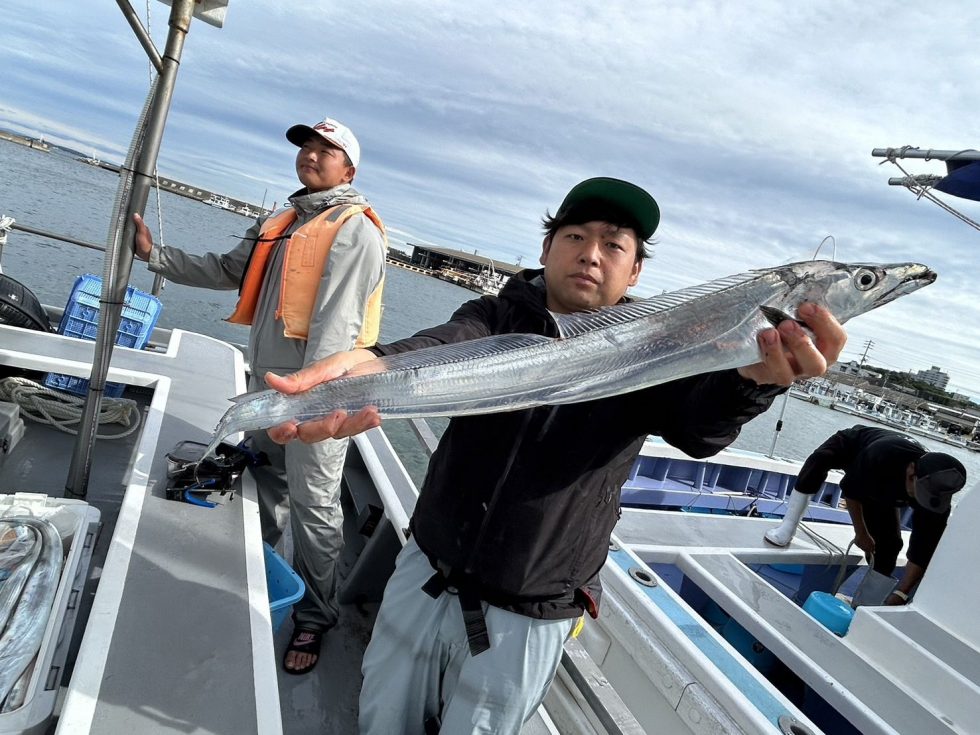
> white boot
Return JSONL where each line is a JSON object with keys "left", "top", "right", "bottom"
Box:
{"left": 764, "top": 491, "right": 811, "bottom": 547}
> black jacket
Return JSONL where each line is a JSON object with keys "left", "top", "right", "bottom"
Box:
{"left": 370, "top": 269, "right": 782, "bottom": 618}
{"left": 796, "top": 425, "right": 950, "bottom": 568}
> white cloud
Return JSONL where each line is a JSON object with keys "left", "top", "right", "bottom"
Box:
{"left": 2, "top": 0, "right": 978, "bottom": 398}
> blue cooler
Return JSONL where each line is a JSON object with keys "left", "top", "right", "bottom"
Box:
{"left": 803, "top": 591, "right": 854, "bottom": 636}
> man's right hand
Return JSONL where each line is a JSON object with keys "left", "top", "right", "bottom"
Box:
{"left": 854, "top": 530, "right": 876, "bottom": 558}
{"left": 132, "top": 213, "right": 153, "bottom": 261}
{"left": 265, "top": 349, "right": 381, "bottom": 444}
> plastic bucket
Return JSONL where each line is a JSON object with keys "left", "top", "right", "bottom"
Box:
{"left": 264, "top": 543, "right": 305, "bottom": 632}
{"left": 803, "top": 591, "right": 854, "bottom": 636}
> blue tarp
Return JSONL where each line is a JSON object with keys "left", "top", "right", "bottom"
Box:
{"left": 934, "top": 160, "right": 980, "bottom": 202}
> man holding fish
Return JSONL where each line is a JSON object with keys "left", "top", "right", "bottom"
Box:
{"left": 267, "top": 177, "right": 849, "bottom": 733}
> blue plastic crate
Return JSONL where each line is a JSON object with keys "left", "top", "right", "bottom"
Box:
{"left": 44, "top": 274, "right": 162, "bottom": 397}
{"left": 265, "top": 543, "right": 305, "bottom": 632}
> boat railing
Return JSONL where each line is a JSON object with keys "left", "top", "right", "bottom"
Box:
{"left": 0, "top": 217, "right": 108, "bottom": 258}
{"left": 1, "top": 219, "right": 249, "bottom": 358}
{"left": 0, "top": 217, "right": 170, "bottom": 296}
{"left": 406, "top": 418, "right": 440, "bottom": 456}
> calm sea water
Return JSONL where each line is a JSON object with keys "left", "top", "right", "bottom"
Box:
{"left": 2, "top": 140, "right": 978, "bottom": 486}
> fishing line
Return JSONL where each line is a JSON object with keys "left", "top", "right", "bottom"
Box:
{"left": 798, "top": 521, "right": 846, "bottom": 566}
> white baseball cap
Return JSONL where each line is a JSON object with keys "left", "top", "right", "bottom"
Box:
{"left": 286, "top": 116, "right": 360, "bottom": 168}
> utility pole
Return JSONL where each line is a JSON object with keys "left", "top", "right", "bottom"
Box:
{"left": 859, "top": 339, "right": 874, "bottom": 367}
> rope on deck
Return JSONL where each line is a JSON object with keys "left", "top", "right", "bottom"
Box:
{"left": 0, "top": 377, "right": 141, "bottom": 439}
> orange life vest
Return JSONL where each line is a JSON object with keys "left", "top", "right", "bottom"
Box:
{"left": 227, "top": 204, "right": 386, "bottom": 347}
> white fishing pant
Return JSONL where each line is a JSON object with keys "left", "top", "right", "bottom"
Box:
{"left": 247, "top": 371, "right": 347, "bottom": 632}
{"left": 358, "top": 539, "right": 573, "bottom": 735}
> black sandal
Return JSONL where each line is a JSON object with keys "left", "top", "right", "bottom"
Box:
{"left": 282, "top": 627, "right": 323, "bottom": 675}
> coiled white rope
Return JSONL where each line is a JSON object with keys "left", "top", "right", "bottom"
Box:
{"left": 0, "top": 377, "right": 141, "bottom": 439}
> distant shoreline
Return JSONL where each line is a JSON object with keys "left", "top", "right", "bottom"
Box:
{"left": 0, "top": 135, "right": 269, "bottom": 218}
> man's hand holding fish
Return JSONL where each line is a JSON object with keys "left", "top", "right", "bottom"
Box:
{"left": 737, "top": 301, "right": 846, "bottom": 388}
{"left": 265, "top": 348, "right": 381, "bottom": 444}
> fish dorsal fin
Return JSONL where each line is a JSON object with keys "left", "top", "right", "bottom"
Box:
{"left": 550, "top": 270, "right": 761, "bottom": 339}
{"left": 345, "top": 333, "right": 554, "bottom": 376}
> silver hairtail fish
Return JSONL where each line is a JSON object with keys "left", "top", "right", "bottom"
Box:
{"left": 0, "top": 517, "right": 62, "bottom": 708}
{"left": 203, "top": 260, "right": 935, "bottom": 456}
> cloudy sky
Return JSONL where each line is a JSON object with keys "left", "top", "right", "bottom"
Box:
{"left": 2, "top": 1, "right": 979, "bottom": 398}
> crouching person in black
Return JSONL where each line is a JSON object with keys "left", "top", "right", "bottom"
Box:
{"left": 266, "top": 177, "right": 847, "bottom": 734}
{"left": 765, "top": 424, "right": 967, "bottom": 605}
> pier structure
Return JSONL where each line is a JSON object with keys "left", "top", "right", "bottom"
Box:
{"left": 0, "top": 129, "right": 51, "bottom": 151}
{"left": 0, "top": 133, "right": 266, "bottom": 218}
{"left": 402, "top": 244, "right": 521, "bottom": 294}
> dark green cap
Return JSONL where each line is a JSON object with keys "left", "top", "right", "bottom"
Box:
{"left": 556, "top": 177, "right": 660, "bottom": 240}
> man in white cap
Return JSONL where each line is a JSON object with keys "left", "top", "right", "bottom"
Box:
{"left": 764, "top": 424, "right": 968, "bottom": 605}
{"left": 133, "top": 116, "right": 387, "bottom": 674}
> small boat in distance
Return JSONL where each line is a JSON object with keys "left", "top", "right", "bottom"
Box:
{"left": 471, "top": 259, "right": 504, "bottom": 295}
{"left": 204, "top": 193, "right": 233, "bottom": 210}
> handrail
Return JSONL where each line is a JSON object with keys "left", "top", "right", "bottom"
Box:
{"left": 3, "top": 220, "right": 106, "bottom": 253}
{"left": 407, "top": 418, "right": 440, "bottom": 456}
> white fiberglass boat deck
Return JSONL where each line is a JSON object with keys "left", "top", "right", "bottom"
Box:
{"left": 0, "top": 323, "right": 280, "bottom": 734}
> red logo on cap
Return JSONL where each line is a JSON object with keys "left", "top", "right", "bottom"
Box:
{"left": 314, "top": 122, "right": 336, "bottom": 133}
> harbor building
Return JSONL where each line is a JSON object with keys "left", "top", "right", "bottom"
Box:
{"left": 916, "top": 365, "right": 951, "bottom": 390}
{"left": 389, "top": 243, "right": 522, "bottom": 295}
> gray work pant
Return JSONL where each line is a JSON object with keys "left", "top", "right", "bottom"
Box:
{"left": 247, "top": 408, "right": 347, "bottom": 633}
{"left": 359, "top": 539, "right": 574, "bottom": 735}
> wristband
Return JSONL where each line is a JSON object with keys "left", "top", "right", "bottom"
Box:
{"left": 891, "top": 589, "right": 908, "bottom": 602}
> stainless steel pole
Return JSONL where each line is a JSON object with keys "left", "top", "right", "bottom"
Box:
{"left": 114, "top": 0, "right": 164, "bottom": 72}
{"left": 871, "top": 147, "right": 980, "bottom": 162}
{"left": 66, "top": 0, "right": 196, "bottom": 498}
{"left": 8, "top": 221, "right": 106, "bottom": 252}
{"left": 887, "top": 175, "right": 943, "bottom": 187}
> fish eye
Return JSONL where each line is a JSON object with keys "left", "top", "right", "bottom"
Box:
{"left": 854, "top": 268, "right": 879, "bottom": 291}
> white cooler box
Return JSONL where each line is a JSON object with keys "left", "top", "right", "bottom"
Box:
{"left": 0, "top": 493, "right": 101, "bottom": 735}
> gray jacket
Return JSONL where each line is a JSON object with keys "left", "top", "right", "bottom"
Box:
{"left": 149, "top": 184, "right": 386, "bottom": 377}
